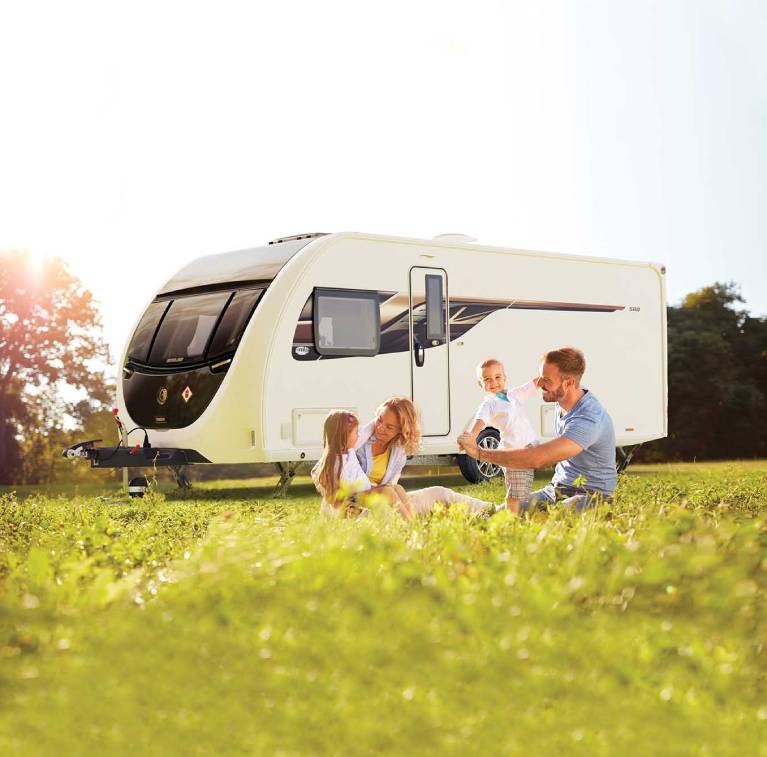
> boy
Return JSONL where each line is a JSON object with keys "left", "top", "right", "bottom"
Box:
{"left": 469, "top": 358, "right": 540, "bottom": 510}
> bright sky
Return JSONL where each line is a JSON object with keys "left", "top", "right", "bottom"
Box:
{"left": 2, "top": 0, "right": 765, "bottom": 364}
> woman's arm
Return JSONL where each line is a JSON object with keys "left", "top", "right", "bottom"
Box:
{"left": 341, "top": 451, "right": 373, "bottom": 492}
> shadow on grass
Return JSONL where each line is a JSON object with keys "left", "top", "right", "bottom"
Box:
{"left": 1, "top": 470, "right": 557, "bottom": 502}
{"left": 163, "top": 470, "right": 557, "bottom": 502}
{"left": 165, "top": 480, "right": 320, "bottom": 501}
{"left": 6, "top": 463, "right": 734, "bottom": 502}
{"left": 164, "top": 476, "right": 477, "bottom": 502}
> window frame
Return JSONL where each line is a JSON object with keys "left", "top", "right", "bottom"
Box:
{"left": 312, "top": 287, "right": 381, "bottom": 357}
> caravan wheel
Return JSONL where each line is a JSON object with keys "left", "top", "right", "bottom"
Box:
{"left": 128, "top": 476, "right": 149, "bottom": 498}
{"left": 457, "top": 427, "right": 503, "bottom": 484}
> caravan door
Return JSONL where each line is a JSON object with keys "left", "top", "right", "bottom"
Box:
{"left": 410, "top": 267, "right": 450, "bottom": 436}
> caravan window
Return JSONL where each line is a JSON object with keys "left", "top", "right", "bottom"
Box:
{"left": 127, "top": 301, "right": 171, "bottom": 362}
{"left": 313, "top": 289, "right": 380, "bottom": 356}
{"left": 148, "top": 291, "right": 232, "bottom": 365}
{"left": 425, "top": 274, "right": 445, "bottom": 341}
{"left": 207, "top": 288, "right": 264, "bottom": 360}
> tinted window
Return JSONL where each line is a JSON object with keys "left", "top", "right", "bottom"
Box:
{"left": 425, "top": 274, "right": 445, "bottom": 341}
{"left": 127, "top": 301, "right": 171, "bottom": 362}
{"left": 314, "top": 289, "right": 380, "bottom": 356}
{"left": 207, "top": 288, "right": 264, "bottom": 360}
{"left": 149, "top": 292, "right": 232, "bottom": 365}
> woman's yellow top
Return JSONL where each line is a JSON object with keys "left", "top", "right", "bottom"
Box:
{"left": 369, "top": 447, "right": 391, "bottom": 485}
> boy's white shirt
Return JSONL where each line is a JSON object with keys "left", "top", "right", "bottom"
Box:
{"left": 472, "top": 379, "right": 539, "bottom": 449}
{"left": 311, "top": 450, "right": 372, "bottom": 517}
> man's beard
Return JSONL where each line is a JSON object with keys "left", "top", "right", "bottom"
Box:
{"left": 543, "top": 387, "right": 565, "bottom": 403}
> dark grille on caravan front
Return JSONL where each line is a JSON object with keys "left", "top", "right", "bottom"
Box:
{"left": 123, "top": 365, "right": 227, "bottom": 430}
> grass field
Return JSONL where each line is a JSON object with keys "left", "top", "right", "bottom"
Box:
{"left": 1, "top": 461, "right": 766, "bottom": 755}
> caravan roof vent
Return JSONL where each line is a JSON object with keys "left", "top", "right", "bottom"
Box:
{"left": 432, "top": 233, "right": 477, "bottom": 244}
{"left": 268, "top": 232, "right": 330, "bottom": 245}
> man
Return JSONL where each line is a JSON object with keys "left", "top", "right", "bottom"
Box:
{"left": 458, "top": 347, "right": 616, "bottom": 512}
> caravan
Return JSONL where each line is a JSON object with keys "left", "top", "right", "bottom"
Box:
{"left": 68, "top": 232, "right": 668, "bottom": 486}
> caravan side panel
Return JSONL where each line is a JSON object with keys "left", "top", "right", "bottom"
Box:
{"left": 260, "top": 234, "right": 666, "bottom": 462}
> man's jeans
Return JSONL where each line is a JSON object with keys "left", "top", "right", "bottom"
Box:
{"left": 518, "top": 484, "right": 614, "bottom": 514}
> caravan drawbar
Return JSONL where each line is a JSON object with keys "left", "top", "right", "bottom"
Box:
{"left": 66, "top": 232, "right": 668, "bottom": 486}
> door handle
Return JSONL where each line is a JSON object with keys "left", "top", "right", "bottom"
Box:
{"left": 414, "top": 339, "right": 425, "bottom": 367}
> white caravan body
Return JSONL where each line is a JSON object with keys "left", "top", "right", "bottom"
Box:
{"left": 117, "top": 232, "right": 667, "bottom": 468}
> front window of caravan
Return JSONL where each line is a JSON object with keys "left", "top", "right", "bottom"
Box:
{"left": 148, "top": 291, "right": 232, "bottom": 365}
{"left": 126, "top": 286, "right": 266, "bottom": 367}
{"left": 206, "top": 288, "right": 264, "bottom": 360}
{"left": 127, "top": 300, "right": 171, "bottom": 362}
{"left": 313, "top": 288, "right": 380, "bottom": 356}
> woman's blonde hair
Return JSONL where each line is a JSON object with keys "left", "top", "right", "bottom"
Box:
{"left": 375, "top": 397, "right": 421, "bottom": 455}
{"left": 316, "top": 410, "right": 359, "bottom": 505}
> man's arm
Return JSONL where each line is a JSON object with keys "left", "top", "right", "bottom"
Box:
{"left": 458, "top": 432, "right": 583, "bottom": 469}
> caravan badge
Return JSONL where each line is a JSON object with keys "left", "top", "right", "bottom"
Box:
{"left": 157, "top": 387, "right": 168, "bottom": 405}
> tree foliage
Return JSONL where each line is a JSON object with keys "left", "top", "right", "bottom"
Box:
{"left": 0, "top": 251, "right": 111, "bottom": 483}
{"left": 648, "top": 282, "right": 767, "bottom": 461}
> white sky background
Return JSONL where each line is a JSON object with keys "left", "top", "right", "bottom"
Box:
{"left": 2, "top": 0, "right": 765, "bottom": 364}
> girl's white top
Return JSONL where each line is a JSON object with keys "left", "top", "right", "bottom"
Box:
{"left": 311, "top": 450, "right": 372, "bottom": 517}
{"left": 472, "top": 379, "right": 539, "bottom": 449}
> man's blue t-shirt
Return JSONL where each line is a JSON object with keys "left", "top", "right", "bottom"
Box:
{"left": 552, "top": 389, "right": 617, "bottom": 495}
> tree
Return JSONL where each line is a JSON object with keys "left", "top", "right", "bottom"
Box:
{"left": 0, "top": 251, "right": 111, "bottom": 483}
{"left": 649, "top": 282, "right": 767, "bottom": 460}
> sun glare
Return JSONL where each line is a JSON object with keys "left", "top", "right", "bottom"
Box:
{"left": 25, "top": 247, "right": 47, "bottom": 275}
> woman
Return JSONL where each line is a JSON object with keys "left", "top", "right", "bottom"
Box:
{"left": 354, "top": 397, "right": 496, "bottom": 516}
{"left": 355, "top": 397, "right": 418, "bottom": 488}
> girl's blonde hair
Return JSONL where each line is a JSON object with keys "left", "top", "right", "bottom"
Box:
{"left": 375, "top": 397, "right": 421, "bottom": 455}
{"left": 316, "top": 410, "right": 359, "bottom": 505}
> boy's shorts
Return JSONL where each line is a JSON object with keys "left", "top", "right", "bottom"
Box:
{"left": 502, "top": 442, "right": 538, "bottom": 501}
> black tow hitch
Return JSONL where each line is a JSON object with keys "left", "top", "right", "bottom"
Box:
{"left": 62, "top": 441, "right": 210, "bottom": 469}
